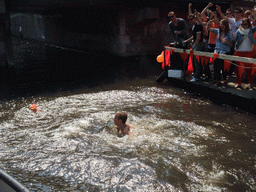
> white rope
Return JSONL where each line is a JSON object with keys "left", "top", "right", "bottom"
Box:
{"left": 225, "top": 61, "right": 256, "bottom": 69}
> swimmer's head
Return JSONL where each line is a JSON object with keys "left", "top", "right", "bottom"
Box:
{"left": 114, "top": 111, "right": 127, "bottom": 124}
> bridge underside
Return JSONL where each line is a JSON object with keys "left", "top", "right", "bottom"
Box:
{"left": 7, "top": 0, "right": 232, "bottom": 13}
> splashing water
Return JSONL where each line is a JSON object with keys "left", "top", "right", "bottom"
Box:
{"left": 0, "top": 83, "right": 256, "bottom": 191}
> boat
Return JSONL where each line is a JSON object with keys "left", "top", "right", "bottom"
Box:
{"left": 0, "top": 169, "right": 29, "bottom": 192}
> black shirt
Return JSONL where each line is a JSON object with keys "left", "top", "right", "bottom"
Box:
{"left": 169, "top": 18, "right": 188, "bottom": 42}
{"left": 192, "top": 22, "right": 203, "bottom": 43}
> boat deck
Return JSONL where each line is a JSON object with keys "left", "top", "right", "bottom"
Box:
{"left": 165, "top": 74, "right": 256, "bottom": 114}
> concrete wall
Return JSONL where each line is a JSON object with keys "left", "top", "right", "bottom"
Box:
{"left": 9, "top": 7, "right": 170, "bottom": 57}
{"left": 10, "top": 13, "right": 45, "bottom": 40}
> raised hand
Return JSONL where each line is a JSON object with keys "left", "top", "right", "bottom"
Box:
{"left": 208, "top": 2, "right": 213, "bottom": 7}
{"left": 216, "top": 5, "right": 221, "bottom": 12}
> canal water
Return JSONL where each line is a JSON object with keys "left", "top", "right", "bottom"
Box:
{"left": 1, "top": 43, "right": 256, "bottom": 191}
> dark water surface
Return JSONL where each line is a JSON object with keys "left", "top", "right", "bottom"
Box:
{"left": 1, "top": 44, "right": 256, "bottom": 191}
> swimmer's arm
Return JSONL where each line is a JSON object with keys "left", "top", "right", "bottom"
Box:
{"left": 126, "top": 124, "right": 134, "bottom": 135}
{"left": 122, "top": 126, "right": 130, "bottom": 135}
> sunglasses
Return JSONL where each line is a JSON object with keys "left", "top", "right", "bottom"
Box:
{"left": 188, "top": 18, "right": 194, "bottom": 21}
{"left": 241, "top": 23, "right": 248, "bottom": 26}
{"left": 234, "top": 11, "right": 241, "bottom": 13}
{"left": 169, "top": 15, "right": 174, "bottom": 18}
{"left": 226, "top": 13, "right": 232, "bottom": 15}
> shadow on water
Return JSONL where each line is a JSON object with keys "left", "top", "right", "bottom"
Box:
{"left": 0, "top": 41, "right": 163, "bottom": 100}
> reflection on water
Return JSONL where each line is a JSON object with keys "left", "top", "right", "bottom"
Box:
{"left": 0, "top": 79, "right": 256, "bottom": 191}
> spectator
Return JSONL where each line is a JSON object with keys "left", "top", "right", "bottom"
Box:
{"left": 244, "top": 9, "right": 255, "bottom": 26}
{"left": 168, "top": 11, "right": 189, "bottom": 70}
{"left": 200, "top": 3, "right": 221, "bottom": 81}
{"left": 217, "top": 6, "right": 243, "bottom": 37}
{"left": 168, "top": 11, "right": 189, "bottom": 48}
{"left": 217, "top": 6, "right": 243, "bottom": 77}
{"left": 244, "top": 10, "right": 252, "bottom": 18}
{"left": 252, "top": 6, "right": 256, "bottom": 58}
{"left": 226, "top": 8, "right": 233, "bottom": 18}
{"left": 207, "top": 19, "right": 233, "bottom": 88}
{"left": 252, "top": 5, "right": 256, "bottom": 21}
{"left": 183, "top": 13, "right": 204, "bottom": 82}
{"left": 233, "top": 18, "right": 256, "bottom": 89}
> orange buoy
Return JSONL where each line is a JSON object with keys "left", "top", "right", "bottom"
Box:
{"left": 29, "top": 103, "right": 38, "bottom": 112}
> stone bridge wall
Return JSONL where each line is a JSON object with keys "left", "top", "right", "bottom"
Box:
{"left": 9, "top": 7, "right": 168, "bottom": 57}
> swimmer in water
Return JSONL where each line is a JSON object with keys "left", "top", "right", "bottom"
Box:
{"left": 113, "top": 111, "right": 133, "bottom": 136}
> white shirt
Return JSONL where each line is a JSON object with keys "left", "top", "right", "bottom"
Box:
{"left": 228, "top": 18, "right": 242, "bottom": 34}
{"left": 236, "top": 28, "right": 254, "bottom": 52}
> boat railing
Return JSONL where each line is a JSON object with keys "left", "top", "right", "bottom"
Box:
{"left": 164, "top": 46, "right": 256, "bottom": 68}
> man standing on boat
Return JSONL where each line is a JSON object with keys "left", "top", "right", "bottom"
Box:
{"left": 168, "top": 11, "right": 189, "bottom": 48}
{"left": 168, "top": 11, "right": 189, "bottom": 71}
{"left": 183, "top": 13, "right": 204, "bottom": 82}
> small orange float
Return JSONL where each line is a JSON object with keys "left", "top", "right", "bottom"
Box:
{"left": 29, "top": 103, "right": 38, "bottom": 112}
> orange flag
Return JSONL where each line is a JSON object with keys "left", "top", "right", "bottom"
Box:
{"left": 160, "top": 51, "right": 165, "bottom": 69}
{"left": 204, "top": 57, "right": 210, "bottom": 66}
{"left": 200, "top": 56, "right": 205, "bottom": 66}
{"left": 236, "top": 62, "right": 245, "bottom": 80}
{"left": 251, "top": 63, "right": 256, "bottom": 76}
{"left": 224, "top": 60, "right": 232, "bottom": 72}
{"left": 166, "top": 51, "right": 171, "bottom": 67}
{"left": 210, "top": 57, "right": 213, "bottom": 64}
{"left": 183, "top": 52, "right": 189, "bottom": 62}
{"left": 162, "top": 50, "right": 171, "bottom": 69}
{"left": 170, "top": 48, "right": 174, "bottom": 55}
{"left": 212, "top": 52, "right": 219, "bottom": 63}
{"left": 179, "top": 52, "right": 184, "bottom": 61}
{"left": 199, "top": 56, "right": 204, "bottom": 69}
{"left": 189, "top": 51, "right": 194, "bottom": 58}
{"left": 195, "top": 55, "right": 200, "bottom": 64}
{"left": 179, "top": 52, "right": 189, "bottom": 62}
{"left": 186, "top": 55, "right": 193, "bottom": 75}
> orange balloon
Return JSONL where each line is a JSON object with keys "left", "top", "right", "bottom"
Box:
{"left": 156, "top": 55, "right": 164, "bottom": 63}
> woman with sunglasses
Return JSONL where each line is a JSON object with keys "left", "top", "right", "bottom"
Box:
{"left": 233, "top": 18, "right": 256, "bottom": 89}
{"left": 216, "top": 6, "right": 243, "bottom": 37}
{"left": 207, "top": 19, "right": 233, "bottom": 88}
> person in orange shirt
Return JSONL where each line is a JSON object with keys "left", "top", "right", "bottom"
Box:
{"left": 200, "top": 3, "right": 220, "bottom": 81}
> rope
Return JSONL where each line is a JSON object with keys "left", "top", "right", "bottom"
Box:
{"left": 221, "top": 61, "right": 256, "bottom": 69}
{"left": 164, "top": 46, "right": 256, "bottom": 69}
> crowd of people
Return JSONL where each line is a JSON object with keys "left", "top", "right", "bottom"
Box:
{"left": 168, "top": 3, "right": 256, "bottom": 89}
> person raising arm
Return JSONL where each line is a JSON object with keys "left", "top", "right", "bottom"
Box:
{"left": 183, "top": 13, "right": 204, "bottom": 82}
